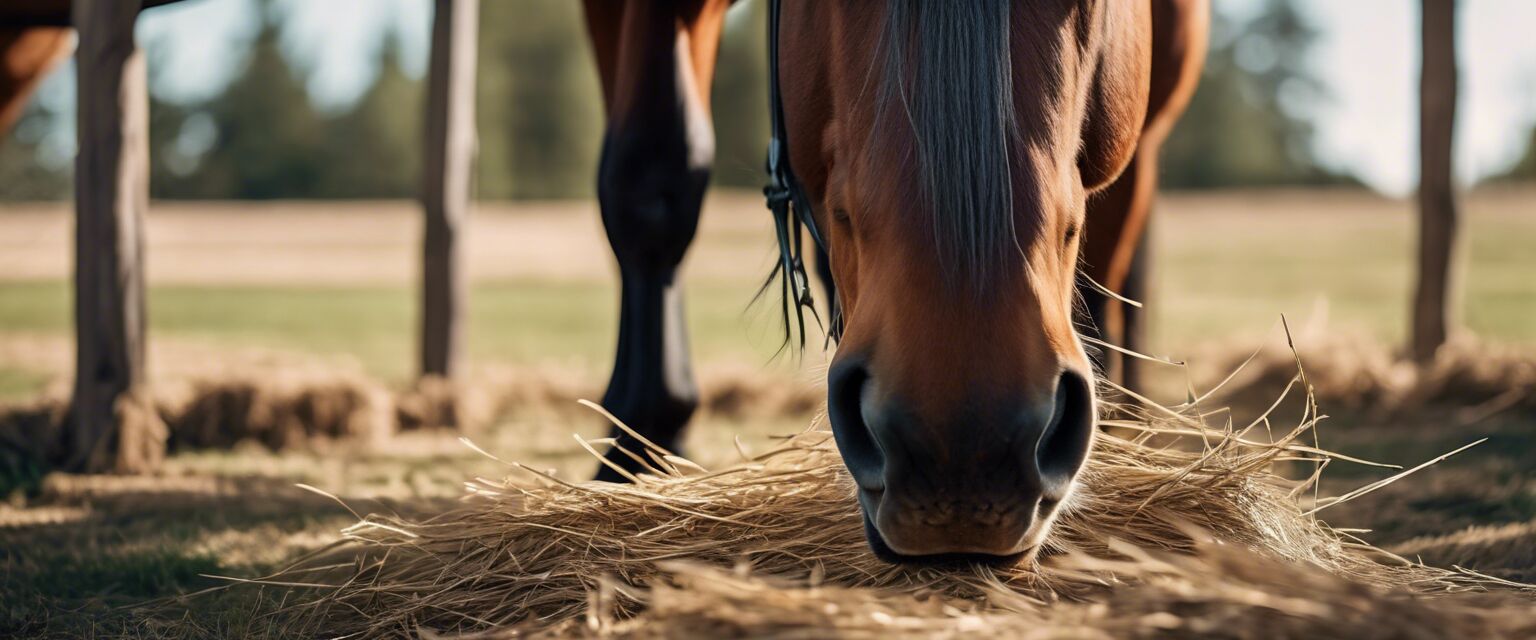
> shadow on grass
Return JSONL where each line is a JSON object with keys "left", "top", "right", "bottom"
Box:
{"left": 0, "top": 473, "right": 446, "bottom": 638}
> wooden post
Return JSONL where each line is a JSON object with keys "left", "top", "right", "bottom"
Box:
{"left": 420, "top": 0, "right": 478, "bottom": 380}
{"left": 1411, "top": 0, "right": 1459, "bottom": 363}
{"left": 67, "top": 0, "right": 165, "bottom": 473}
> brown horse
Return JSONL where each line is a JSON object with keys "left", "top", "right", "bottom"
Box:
{"left": 0, "top": 26, "right": 72, "bottom": 134}
{"left": 2, "top": 0, "right": 184, "bottom": 131}
{"left": 580, "top": 0, "right": 1206, "bottom": 560}
{"left": 0, "top": 0, "right": 1207, "bottom": 561}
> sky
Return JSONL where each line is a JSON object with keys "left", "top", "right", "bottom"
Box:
{"left": 29, "top": 0, "right": 1536, "bottom": 196}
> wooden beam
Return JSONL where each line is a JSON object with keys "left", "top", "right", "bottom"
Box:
{"left": 1411, "top": 0, "right": 1459, "bottom": 363}
{"left": 67, "top": 0, "right": 164, "bottom": 473}
{"left": 1, "top": 0, "right": 186, "bottom": 28}
{"left": 420, "top": 0, "right": 478, "bottom": 380}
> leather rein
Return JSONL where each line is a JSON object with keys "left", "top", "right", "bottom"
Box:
{"left": 763, "top": 0, "right": 829, "bottom": 346}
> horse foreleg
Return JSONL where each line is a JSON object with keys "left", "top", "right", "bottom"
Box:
{"left": 1118, "top": 218, "right": 1151, "bottom": 392}
{"left": 1079, "top": 152, "right": 1156, "bottom": 387}
{"left": 583, "top": 0, "right": 727, "bottom": 481}
{"left": 1078, "top": 0, "right": 1207, "bottom": 391}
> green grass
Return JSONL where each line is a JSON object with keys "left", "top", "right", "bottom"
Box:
{"left": 0, "top": 510, "right": 350, "bottom": 638}
{"left": 0, "top": 278, "right": 793, "bottom": 392}
{"left": 1149, "top": 205, "right": 1536, "bottom": 350}
{"left": 1, "top": 193, "right": 1533, "bottom": 401}
{"left": 0, "top": 368, "right": 50, "bottom": 402}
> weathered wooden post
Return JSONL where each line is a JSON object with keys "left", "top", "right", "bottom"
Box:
{"left": 1411, "top": 0, "right": 1459, "bottom": 363}
{"left": 67, "top": 0, "right": 165, "bottom": 473}
{"left": 420, "top": 0, "right": 479, "bottom": 380}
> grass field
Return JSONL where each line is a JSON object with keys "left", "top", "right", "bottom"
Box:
{"left": 1, "top": 187, "right": 1534, "bottom": 636}
{"left": 1, "top": 187, "right": 1533, "bottom": 399}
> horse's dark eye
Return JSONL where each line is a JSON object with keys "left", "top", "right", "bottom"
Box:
{"left": 1064, "top": 222, "right": 1080, "bottom": 244}
{"left": 833, "top": 208, "right": 851, "bottom": 222}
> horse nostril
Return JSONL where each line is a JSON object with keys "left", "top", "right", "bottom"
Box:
{"left": 827, "top": 360, "right": 885, "bottom": 491}
{"left": 1035, "top": 369, "right": 1095, "bottom": 497}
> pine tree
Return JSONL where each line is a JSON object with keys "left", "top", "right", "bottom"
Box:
{"left": 476, "top": 0, "right": 603, "bottom": 200}
{"left": 317, "top": 30, "right": 423, "bottom": 198}
{"left": 161, "top": 0, "right": 328, "bottom": 199}
{"left": 1160, "top": 0, "right": 1354, "bottom": 189}
{"left": 1497, "top": 125, "right": 1536, "bottom": 182}
{"left": 710, "top": 2, "right": 769, "bottom": 189}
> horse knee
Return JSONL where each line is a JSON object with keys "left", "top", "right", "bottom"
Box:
{"left": 596, "top": 126, "right": 713, "bottom": 268}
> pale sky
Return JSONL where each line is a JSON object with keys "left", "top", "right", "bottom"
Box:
{"left": 28, "top": 0, "right": 1536, "bottom": 196}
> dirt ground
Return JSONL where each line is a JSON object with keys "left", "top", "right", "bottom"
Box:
{"left": 1, "top": 187, "right": 1534, "bottom": 636}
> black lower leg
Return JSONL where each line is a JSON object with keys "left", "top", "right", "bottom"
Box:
{"left": 591, "top": 134, "right": 709, "bottom": 481}
{"left": 586, "top": 3, "right": 715, "bottom": 481}
{"left": 595, "top": 267, "right": 698, "bottom": 481}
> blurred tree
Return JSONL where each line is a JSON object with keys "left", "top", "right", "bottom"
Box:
{"left": 10, "top": 0, "right": 1399, "bottom": 202}
{"left": 1496, "top": 125, "right": 1536, "bottom": 182}
{"left": 475, "top": 0, "right": 602, "bottom": 200}
{"left": 1160, "top": 0, "right": 1355, "bottom": 189}
{"left": 0, "top": 100, "right": 72, "bottom": 200}
{"left": 710, "top": 1, "right": 769, "bottom": 189}
{"left": 153, "top": 0, "right": 327, "bottom": 199}
{"left": 315, "top": 30, "right": 422, "bottom": 198}
{"left": 472, "top": 0, "right": 770, "bottom": 198}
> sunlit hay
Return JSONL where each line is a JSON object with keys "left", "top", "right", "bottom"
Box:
{"left": 395, "top": 375, "right": 498, "bottom": 432}
{"left": 1211, "top": 335, "right": 1536, "bottom": 420}
{"left": 694, "top": 363, "right": 824, "bottom": 421}
{"left": 105, "top": 389, "right": 169, "bottom": 474}
{"left": 264, "top": 383, "right": 1533, "bottom": 638}
{"left": 583, "top": 551, "right": 1535, "bottom": 639}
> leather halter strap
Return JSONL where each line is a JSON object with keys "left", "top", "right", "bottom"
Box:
{"left": 763, "top": 0, "right": 826, "bottom": 345}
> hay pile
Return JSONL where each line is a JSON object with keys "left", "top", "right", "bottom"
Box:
{"left": 263, "top": 390, "right": 1536, "bottom": 637}
{"left": 0, "top": 366, "right": 824, "bottom": 475}
{"left": 0, "top": 363, "right": 829, "bottom": 463}
{"left": 1208, "top": 335, "right": 1536, "bottom": 422}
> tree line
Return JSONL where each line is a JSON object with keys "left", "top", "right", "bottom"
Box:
{"left": 0, "top": 0, "right": 1531, "bottom": 202}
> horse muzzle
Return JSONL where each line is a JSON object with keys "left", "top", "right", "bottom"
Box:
{"left": 827, "top": 359, "right": 1096, "bottom": 560}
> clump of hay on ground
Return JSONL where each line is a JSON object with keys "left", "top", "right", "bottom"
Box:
{"left": 261, "top": 381, "right": 1535, "bottom": 637}
{"left": 1395, "top": 521, "right": 1536, "bottom": 584}
{"left": 1208, "top": 335, "right": 1536, "bottom": 421}
{"left": 0, "top": 364, "right": 824, "bottom": 471}
{"left": 165, "top": 375, "right": 395, "bottom": 451}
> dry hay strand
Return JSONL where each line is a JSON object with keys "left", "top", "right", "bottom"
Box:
{"left": 258, "top": 384, "right": 1535, "bottom": 638}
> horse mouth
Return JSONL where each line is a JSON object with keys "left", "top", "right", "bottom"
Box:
{"left": 858, "top": 505, "right": 1044, "bottom": 566}
{"left": 854, "top": 487, "right": 1059, "bottom": 563}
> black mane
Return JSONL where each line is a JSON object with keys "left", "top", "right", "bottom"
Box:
{"left": 877, "top": 0, "right": 1020, "bottom": 291}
